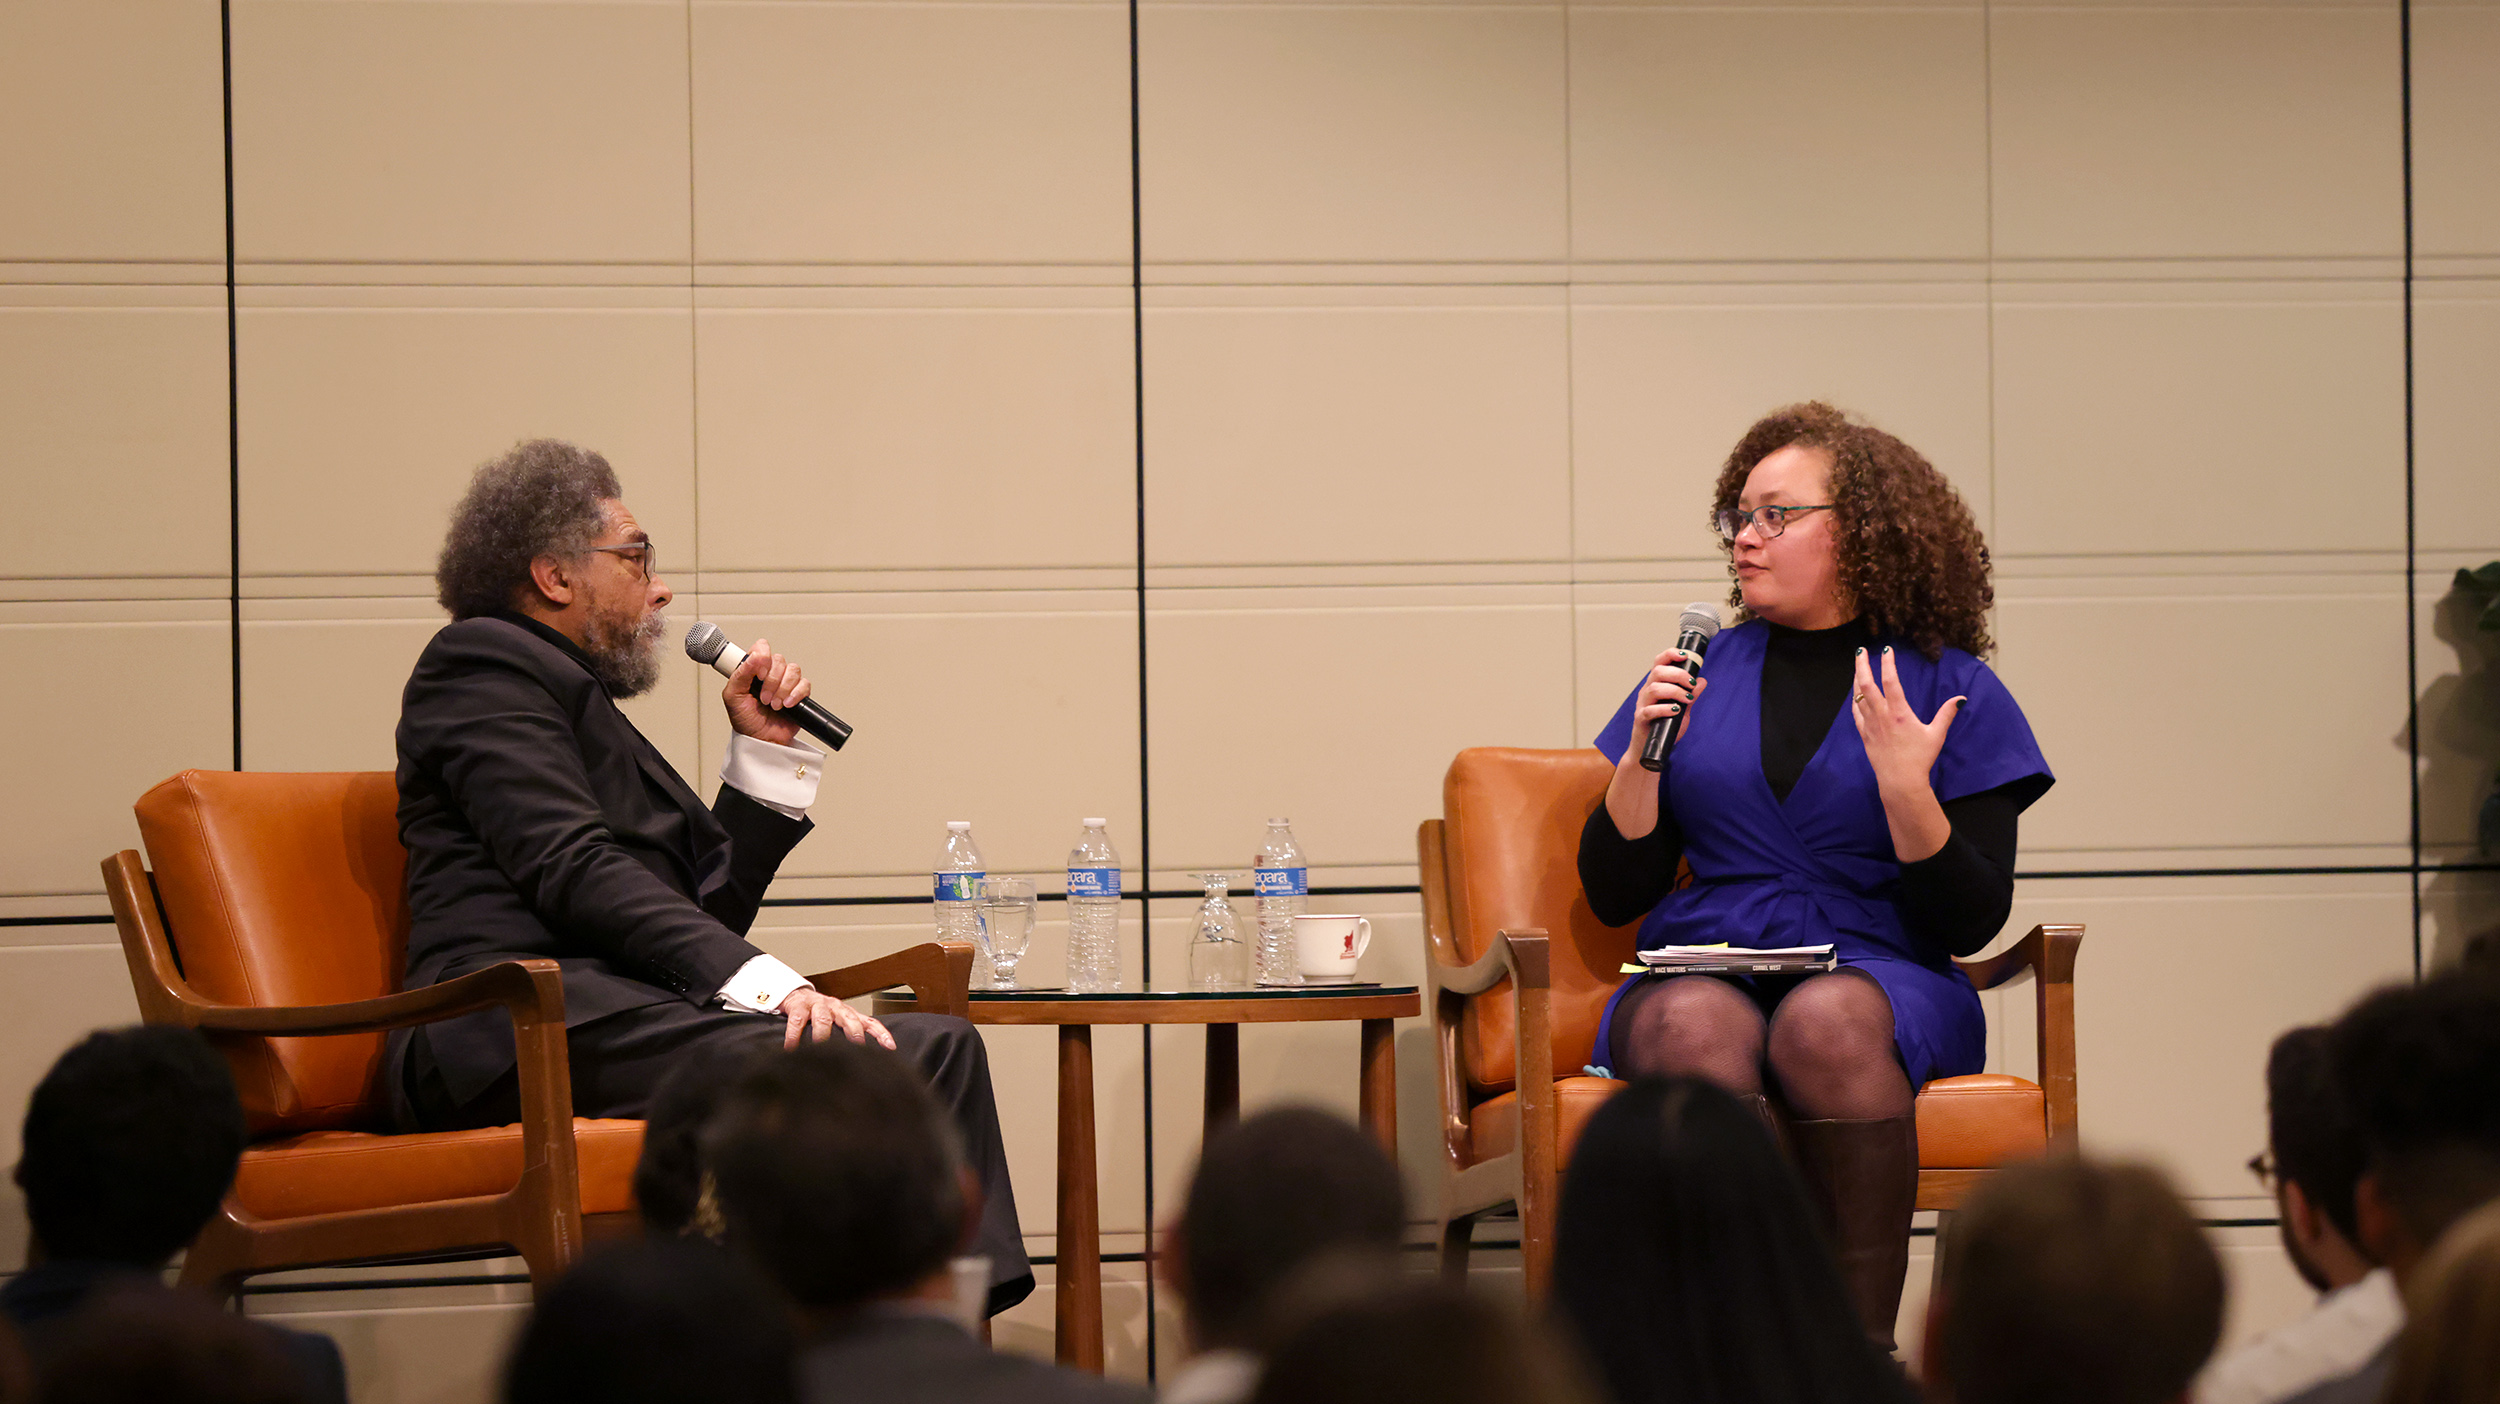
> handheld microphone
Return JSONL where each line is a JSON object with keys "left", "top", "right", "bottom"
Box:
{"left": 1639, "top": 603, "right": 1722, "bottom": 772}
{"left": 684, "top": 622, "right": 854, "bottom": 753}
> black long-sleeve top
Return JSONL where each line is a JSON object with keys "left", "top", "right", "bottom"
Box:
{"left": 1577, "top": 617, "right": 2020, "bottom": 961}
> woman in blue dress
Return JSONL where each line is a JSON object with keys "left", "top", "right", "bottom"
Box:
{"left": 1576, "top": 401, "right": 2052, "bottom": 1351}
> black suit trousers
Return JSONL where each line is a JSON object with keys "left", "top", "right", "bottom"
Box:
{"left": 405, "top": 1004, "right": 1034, "bottom": 1314}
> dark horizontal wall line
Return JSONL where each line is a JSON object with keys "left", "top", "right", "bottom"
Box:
{"left": 760, "top": 883, "right": 1426, "bottom": 910}
{"left": 0, "top": 915, "right": 115, "bottom": 929}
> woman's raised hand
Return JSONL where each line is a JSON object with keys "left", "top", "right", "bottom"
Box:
{"left": 1850, "top": 645, "right": 1962, "bottom": 797}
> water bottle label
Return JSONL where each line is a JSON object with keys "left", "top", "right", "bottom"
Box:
{"left": 1065, "top": 867, "right": 1121, "bottom": 899}
{"left": 1254, "top": 867, "right": 1308, "bottom": 897}
{"left": 934, "top": 871, "right": 984, "bottom": 903}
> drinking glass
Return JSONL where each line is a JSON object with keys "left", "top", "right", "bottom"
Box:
{"left": 1187, "top": 872, "right": 1250, "bottom": 989}
{"left": 977, "top": 877, "right": 1036, "bottom": 990}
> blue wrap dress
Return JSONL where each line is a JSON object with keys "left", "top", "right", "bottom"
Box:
{"left": 1589, "top": 619, "right": 2053, "bottom": 1089}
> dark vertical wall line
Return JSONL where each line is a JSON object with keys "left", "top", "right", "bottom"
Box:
{"left": 2402, "top": 0, "right": 2422, "bottom": 978}
{"left": 1129, "top": 0, "right": 1158, "bottom": 1378}
{"left": 222, "top": 0, "right": 241, "bottom": 772}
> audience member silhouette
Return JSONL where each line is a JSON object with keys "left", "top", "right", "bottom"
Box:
{"left": 2378, "top": 1196, "right": 2500, "bottom": 1404}
{"left": 706, "top": 1040, "right": 1146, "bottom": 1404}
{"left": 631, "top": 1038, "right": 774, "bottom": 1237}
{"left": 1551, "top": 1077, "right": 1912, "bottom": 1404}
{"left": 1924, "top": 1155, "right": 2223, "bottom": 1404}
{"left": 2, "top": 1027, "right": 346, "bottom": 1404}
{"left": 2196, "top": 1026, "right": 2398, "bottom": 1404}
{"left": 33, "top": 1287, "right": 314, "bottom": 1404}
{"left": 1250, "top": 1281, "right": 1594, "bottom": 1404}
{"left": 1160, "top": 1107, "right": 1406, "bottom": 1404}
{"left": 503, "top": 1237, "right": 795, "bottom": 1404}
{"left": 2285, "top": 966, "right": 2500, "bottom": 1404}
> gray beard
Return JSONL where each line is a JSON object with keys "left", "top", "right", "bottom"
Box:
{"left": 584, "top": 607, "right": 667, "bottom": 699}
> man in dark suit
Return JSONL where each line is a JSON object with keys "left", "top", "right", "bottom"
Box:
{"left": 5, "top": 1026, "right": 348, "bottom": 1404}
{"left": 710, "top": 1039, "right": 1149, "bottom": 1404}
{"left": 389, "top": 439, "right": 1029, "bottom": 1311}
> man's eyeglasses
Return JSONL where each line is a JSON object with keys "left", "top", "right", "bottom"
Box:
{"left": 1715, "top": 504, "right": 1833, "bottom": 542}
{"left": 592, "top": 542, "right": 657, "bottom": 581}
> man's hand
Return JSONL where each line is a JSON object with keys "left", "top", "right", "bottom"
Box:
{"left": 724, "top": 638, "right": 812, "bottom": 747}
{"left": 774, "top": 987, "right": 896, "bottom": 1051}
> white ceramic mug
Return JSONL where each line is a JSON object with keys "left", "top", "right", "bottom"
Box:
{"left": 1293, "top": 914, "right": 1371, "bottom": 979}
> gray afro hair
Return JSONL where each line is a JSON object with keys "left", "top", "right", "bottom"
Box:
{"left": 435, "top": 440, "right": 622, "bottom": 620}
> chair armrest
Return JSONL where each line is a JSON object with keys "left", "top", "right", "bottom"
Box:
{"left": 809, "top": 941, "right": 975, "bottom": 1019}
{"left": 1954, "top": 922, "right": 2083, "bottom": 1150}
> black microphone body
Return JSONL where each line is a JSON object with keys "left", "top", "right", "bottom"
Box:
{"left": 683, "top": 623, "right": 854, "bottom": 752}
{"left": 1639, "top": 605, "right": 1723, "bottom": 772}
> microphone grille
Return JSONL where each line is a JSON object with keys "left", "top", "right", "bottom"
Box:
{"left": 1679, "top": 602, "right": 1723, "bottom": 637}
{"left": 683, "top": 621, "right": 728, "bottom": 664}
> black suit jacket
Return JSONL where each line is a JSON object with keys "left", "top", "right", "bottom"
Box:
{"left": 801, "top": 1310, "right": 1151, "bottom": 1404}
{"left": 392, "top": 614, "right": 810, "bottom": 1109}
{"left": 0, "top": 1261, "right": 350, "bottom": 1404}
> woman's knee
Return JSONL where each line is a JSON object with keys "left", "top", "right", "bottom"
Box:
{"left": 1617, "top": 978, "right": 1764, "bottom": 1082}
{"left": 1765, "top": 974, "right": 1896, "bottom": 1078}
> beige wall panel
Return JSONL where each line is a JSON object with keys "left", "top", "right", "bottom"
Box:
{"left": 0, "top": 301, "right": 229, "bottom": 578}
{"left": 695, "top": 598, "right": 1142, "bottom": 880}
{"left": 2422, "top": 869, "right": 2499, "bottom": 972}
{"left": 1990, "top": 9, "right": 2403, "bottom": 259}
{"left": 236, "top": 302, "right": 695, "bottom": 577}
{"left": 691, "top": 4, "right": 1130, "bottom": 267}
{"left": 1143, "top": 295, "right": 1569, "bottom": 565}
{"left": 2419, "top": 566, "right": 2500, "bottom": 864}
{"left": 239, "top": 608, "right": 703, "bottom": 780}
{"left": 2414, "top": 7, "right": 2500, "bottom": 258}
{"left": 2005, "top": 874, "right": 2412, "bottom": 1200}
{"left": 1571, "top": 290, "right": 1990, "bottom": 564}
{"left": 1144, "top": 591, "right": 1574, "bottom": 872}
{"left": 0, "top": 615, "right": 230, "bottom": 896}
{"left": 2414, "top": 286, "right": 2500, "bottom": 553}
{"left": 0, "top": 1, "right": 224, "bottom": 265}
{"left": 1137, "top": 7, "right": 1567, "bottom": 264}
{"left": 0, "top": 943, "right": 143, "bottom": 1269}
{"left": 694, "top": 303, "right": 1135, "bottom": 572}
{"left": 1991, "top": 289, "right": 2404, "bottom": 556}
{"left": 994, "top": 1260, "right": 1156, "bottom": 1383}
{"left": 1995, "top": 585, "right": 2410, "bottom": 861}
{"left": 251, "top": 1301, "right": 519, "bottom": 1404}
{"left": 1569, "top": 10, "right": 1985, "bottom": 262}
{"left": 229, "top": 1, "right": 691, "bottom": 265}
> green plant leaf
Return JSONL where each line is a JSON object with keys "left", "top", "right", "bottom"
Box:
{"left": 2459, "top": 561, "right": 2500, "bottom": 593}
{"left": 2483, "top": 784, "right": 2500, "bottom": 856}
{"left": 2483, "top": 595, "right": 2500, "bottom": 633}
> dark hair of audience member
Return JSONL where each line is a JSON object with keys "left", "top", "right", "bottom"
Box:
{"left": 632, "top": 1039, "right": 774, "bottom": 1237}
{"left": 0, "top": 1316, "right": 29, "bottom": 1404}
{"left": 1174, "top": 1106, "right": 1407, "bottom": 1352}
{"left": 13, "top": 1026, "right": 246, "bottom": 1266}
{"left": 503, "top": 1238, "right": 795, "bottom": 1404}
{"left": 2332, "top": 967, "right": 2500, "bottom": 1254}
{"left": 1932, "top": 1156, "right": 2224, "bottom": 1404}
{"left": 2380, "top": 1196, "right": 2500, "bottom": 1404}
{"left": 35, "top": 1286, "right": 312, "bottom": 1404}
{"left": 2266, "top": 1026, "right": 2369, "bottom": 1261}
{"left": 705, "top": 1040, "right": 967, "bottom": 1310}
{"left": 1551, "top": 1078, "right": 1911, "bottom": 1404}
{"left": 1251, "top": 1280, "right": 1595, "bottom": 1404}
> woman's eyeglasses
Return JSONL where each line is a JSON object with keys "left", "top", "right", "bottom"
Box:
{"left": 1715, "top": 504, "right": 1832, "bottom": 542}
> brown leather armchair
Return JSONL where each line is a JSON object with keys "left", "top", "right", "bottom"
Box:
{"left": 1418, "top": 746, "right": 2080, "bottom": 1296}
{"left": 103, "top": 769, "right": 972, "bottom": 1299}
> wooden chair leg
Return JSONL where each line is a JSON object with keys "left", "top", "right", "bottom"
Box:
{"left": 1929, "top": 1209, "right": 1957, "bottom": 1299}
{"left": 1439, "top": 1210, "right": 1477, "bottom": 1284}
{"left": 177, "top": 1204, "right": 253, "bottom": 1308}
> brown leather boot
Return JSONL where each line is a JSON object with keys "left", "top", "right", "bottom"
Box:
{"left": 1737, "top": 1092, "right": 1789, "bottom": 1159}
{"left": 1788, "top": 1115, "right": 1918, "bottom": 1353}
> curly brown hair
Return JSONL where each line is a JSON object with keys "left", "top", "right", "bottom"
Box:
{"left": 1712, "top": 402, "right": 1993, "bottom": 659}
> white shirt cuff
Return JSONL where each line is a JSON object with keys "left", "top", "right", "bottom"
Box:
{"left": 717, "top": 953, "right": 811, "bottom": 1013}
{"left": 721, "top": 733, "right": 825, "bottom": 820}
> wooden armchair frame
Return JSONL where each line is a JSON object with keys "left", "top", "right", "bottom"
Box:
{"left": 1417, "top": 817, "right": 2080, "bottom": 1297}
{"left": 104, "top": 847, "right": 972, "bottom": 1298}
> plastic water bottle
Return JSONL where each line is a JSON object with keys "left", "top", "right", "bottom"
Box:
{"left": 934, "top": 822, "right": 986, "bottom": 955}
{"left": 1254, "top": 818, "right": 1307, "bottom": 986}
{"left": 1065, "top": 818, "right": 1123, "bottom": 993}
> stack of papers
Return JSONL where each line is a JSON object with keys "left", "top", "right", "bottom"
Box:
{"left": 1623, "top": 943, "right": 1837, "bottom": 975}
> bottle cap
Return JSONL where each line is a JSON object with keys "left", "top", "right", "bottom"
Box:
{"left": 947, "top": 821, "right": 972, "bottom": 832}
{"left": 1267, "top": 817, "right": 1291, "bottom": 826}
{"left": 1082, "top": 817, "right": 1107, "bottom": 828}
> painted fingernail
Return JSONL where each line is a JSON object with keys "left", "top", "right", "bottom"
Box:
{"left": 1855, "top": 647, "right": 1865, "bottom": 657}
{"left": 1883, "top": 646, "right": 1893, "bottom": 655}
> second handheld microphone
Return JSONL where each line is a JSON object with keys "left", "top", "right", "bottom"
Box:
{"left": 683, "top": 622, "right": 855, "bottom": 752}
{"left": 1639, "top": 603, "right": 1723, "bottom": 772}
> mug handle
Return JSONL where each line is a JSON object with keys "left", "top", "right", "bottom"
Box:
{"left": 1348, "top": 917, "right": 1371, "bottom": 960}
